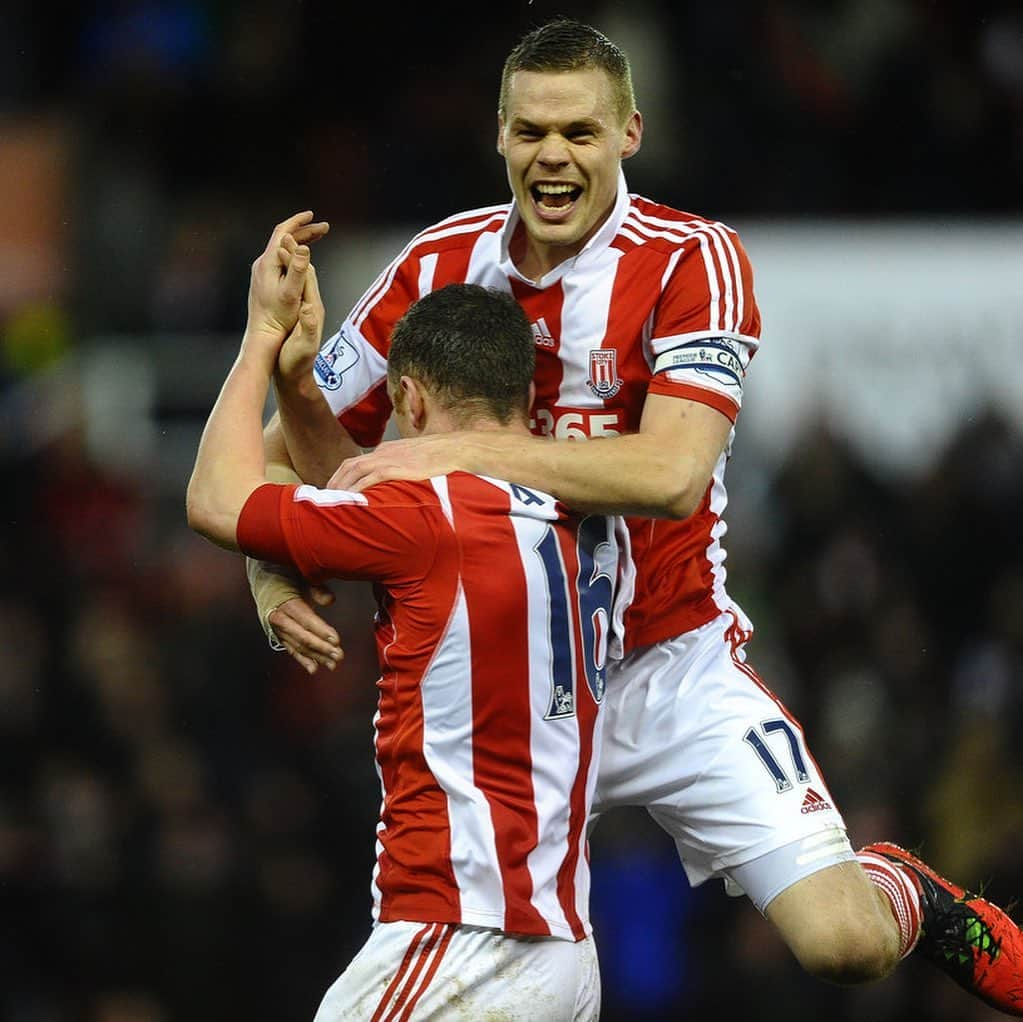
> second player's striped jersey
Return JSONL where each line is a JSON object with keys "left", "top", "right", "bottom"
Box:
{"left": 312, "top": 171, "right": 762, "bottom": 651}
{"left": 237, "top": 474, "right": 632, "bottom": 941}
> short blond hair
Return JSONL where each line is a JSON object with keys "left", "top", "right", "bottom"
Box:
{"left": 498, "top": 17, "right": 636, "bottom": 126}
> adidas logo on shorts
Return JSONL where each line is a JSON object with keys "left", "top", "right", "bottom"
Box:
{"left": 800, "top": 788, "right": 833, "bottom": 814}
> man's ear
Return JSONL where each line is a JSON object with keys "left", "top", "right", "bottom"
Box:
{"left": 621, "top": 110, "right": 643, "bottom": 160}
{"left": 496, "top": 117, "right": 506, "bottom": 156}
{"left": 401, "top": 376, "right": 428, "bottom": 432}
{"left": 527, "top": 381, "right": 536, "bottom": 414}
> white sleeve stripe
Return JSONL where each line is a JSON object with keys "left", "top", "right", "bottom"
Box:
{"left": 704, "top": 219, "right": 744, "bottom": 330}
{"left": 293, "top": 484, "right": 369, "bottom": 506}
{"left": 625, "top": 211, "right": 747, "bottom": 332}
{"left": 623, "top": 215, "right": 726, "bottom": 331}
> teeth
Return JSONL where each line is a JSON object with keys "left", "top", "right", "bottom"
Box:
{"left": 535, "top": 183, "right": 577, "bottom": 194}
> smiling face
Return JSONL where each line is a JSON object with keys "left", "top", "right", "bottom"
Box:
{"left": 498, "top": 67, "right": 642, "bottom": 279}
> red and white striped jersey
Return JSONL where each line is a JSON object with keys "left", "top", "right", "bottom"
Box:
{"left": 313, "top": 172, "right": 762, "bottom": 652}
{"left": 237, "top": 474, "right": 631, "bottom": 941}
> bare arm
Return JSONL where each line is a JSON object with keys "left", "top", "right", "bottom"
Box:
{"left": 327, "top": 393, "right": 733, "bottom": 519}
{"left": 266, "top": 390, "right": 363, "bottom": 489}
{"left": 187, "top": 239, "right": 317, "bottom": 550}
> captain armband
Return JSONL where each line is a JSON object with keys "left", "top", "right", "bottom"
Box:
{"left": 653, "top": 338, "right": 746, "bottom": 385}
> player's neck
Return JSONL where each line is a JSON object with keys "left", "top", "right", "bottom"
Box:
{"left": 420, "top": 417, "right": 532, "bottom": 439}
{"left": 510, "top": 229, "right": 579, "bottom": 284}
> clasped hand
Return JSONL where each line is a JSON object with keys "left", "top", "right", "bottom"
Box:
{"left": 243, "top": 211, "right": 330, "bottom": 370}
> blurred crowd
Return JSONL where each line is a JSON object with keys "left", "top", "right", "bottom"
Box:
{"left": 1, "top": 2, "right": 1022, "bottom": 1021}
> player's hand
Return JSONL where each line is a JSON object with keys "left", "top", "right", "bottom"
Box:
{"left": 245, "top": 211, "right": 329, "bottom": 346}
{"left": 269, "top": 589, "right": 344, "bottom": 675}
{"left": 276, "top": 255, "right": 325, "bottom": 386}
{"left": 327, "top": 435, "right": 467, "bottom": 492}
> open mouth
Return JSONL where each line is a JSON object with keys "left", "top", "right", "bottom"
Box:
{"left": 531, "top": 183, "right": 583, "bottom": 211}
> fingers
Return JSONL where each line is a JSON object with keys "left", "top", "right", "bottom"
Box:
{"left": 303, "top": 260, "right": 323, "bottom": 310}
{"left": 298, "top": 304, "right": 320, "bottom": 346}
{"left": 326, "top": 456, "right": 377, "bottom": 492}
{"left": 273, "top": 212, "right": 328, "bottom": 252}
{"left": 280, "top": 242, "right": 311, "bottom": 307}
{"left": 269, "top": 601, "right": 344, "bottom": 675}
{"left": 293, "top": 219, "right": 330, "bottom": 245}
{"left": 265, "top": 212, "right": 327, "bottom": 273}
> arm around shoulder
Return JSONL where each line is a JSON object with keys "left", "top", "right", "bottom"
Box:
{"left": 453, "top": 393, "right": 732, "bottom": 519}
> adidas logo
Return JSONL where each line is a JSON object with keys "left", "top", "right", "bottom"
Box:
{"left": 531, "top": 317, "right": 556, "bottom": 348}
{"left": 800, "top": 788, "right": 833, "bottom": 814}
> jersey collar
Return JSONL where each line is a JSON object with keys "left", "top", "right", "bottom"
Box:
{"left": 499, "top": 169, "right": 630, "bottom": 289}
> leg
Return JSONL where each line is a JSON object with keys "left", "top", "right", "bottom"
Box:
{"left": 765, "top": 859, "right": 901, "bottom": 984}
{"left": 597, "top": 610, "right": 1023, "bottom": 1015}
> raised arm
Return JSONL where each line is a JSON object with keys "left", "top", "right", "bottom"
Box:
{"left": 327, "top": 392, "right": 732, "bottom": 520}
{"left": 187, "top": 232, "right": 319, "bottom": 550}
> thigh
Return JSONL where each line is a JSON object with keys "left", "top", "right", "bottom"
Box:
{"left": 313, "top": 921, "right": 600, "bottom": 1021}
{"left": 595, "top": 610, "right": 853, "bottom": 905}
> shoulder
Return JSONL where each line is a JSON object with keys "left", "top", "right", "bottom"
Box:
{"left": 359, "top": 478, "right": 448, "bottom": 512}
{"left": 618, "top": 193, "right": 751, "bottom": 254}
{"left": 400, "top": 203, "right": 512, "bottom": 259}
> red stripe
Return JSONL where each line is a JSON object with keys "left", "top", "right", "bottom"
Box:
{"left": 646, "top": 379, "right": 739, "bottom": 422}
{"left": 370, "top": 923, "right": 435, "bottom": 1022}
{"left": 601, "top": 251, "right": 663, "bottom": 432}
{"left": 397, "top": 924, "right": 457, "bottom": 1020}
{"left": 382, "top": 923, "right": 445, "bottom": 1021}
{"left": 858, "top": 854, "right": 922, "bottom": 958}
{"left": 374, "top": 623, "right": 461, "bottom": 923}
{"left": 435, "top": 242, "right": 475, "bottom": 290}
{"left": 448, "top": 474, "right": 546, "bottom": 936}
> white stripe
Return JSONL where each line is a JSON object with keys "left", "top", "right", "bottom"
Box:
{"left": 370, "top": 704, "right": 387, "bottom": 923}
{"left": 704, "top": 447, "right": 734, "bottom": 614}
{"left": 708, "top": 220, "right": 744, "bottom": 329}
{"left": 353, "top": 212, "right": 508, "bottom": 330}
{"left": 801, "top": 828, "right": 849, "bottom": 850}
{"left": 294, "top": 484, "right": 368, "bottom": 507}
{"left": 618, "top": 225, "right": 648, "bottom": 246}
{"left": 429, "top": 476, "right": 454, "bottom": 529}
{"left": 418, "top": 251, "right": 439, "bottom": 295}
{"left": 626, "top": 211, "right": 745, "bottom": 331}
{"left": 624, "top": 213, "right": 724, "bottom": 329}
{"left": 419, "top": 584, "right": 506, "bottom": 919}
{"left": 557, "top": 261, "right": 619, "bottom": 406}
{"left": 509, "top": 509, "right": 574, "bottom": 937}
{"left": 795, "top": 838, "right": 856, "bottom": 866}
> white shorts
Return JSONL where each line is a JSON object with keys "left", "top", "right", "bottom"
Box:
{"left": 312, "top": 920, "right": 600, "bottom": 1021}
{"left": 592, "top": 608, "right": 855, "bottom": 912}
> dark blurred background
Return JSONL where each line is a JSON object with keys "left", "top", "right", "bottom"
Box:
{"left": 2, "top": 1, "right": 1022, "bottom": 1020}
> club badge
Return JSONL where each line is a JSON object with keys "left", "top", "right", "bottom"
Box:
{"left": 587, "top": 349, "right": 623, "bottom": 398}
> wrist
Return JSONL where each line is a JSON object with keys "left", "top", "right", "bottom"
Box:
{"left": 463, "top": 431, "right": 519, "bottom": 476}
{"left": 273, "top": 367, "right": 323, "bottom": 405}
{"left": 237, "top": 337, "right": 277, "bottom": 379}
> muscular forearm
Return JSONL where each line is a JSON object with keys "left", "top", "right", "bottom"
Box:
{"left": 461, "top": 432, "right": 706, "bottom": 519}
{"left": 273, "top": 375, "right": 363, "bottom": 487}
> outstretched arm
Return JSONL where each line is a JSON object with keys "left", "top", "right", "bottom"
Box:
{"left": 327, "top": 392, "right": 733, "bottom": 519}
